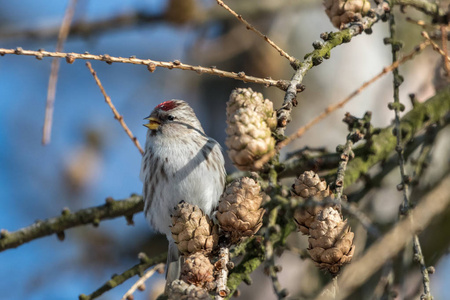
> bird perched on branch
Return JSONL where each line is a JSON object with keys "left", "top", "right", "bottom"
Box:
{"left": 140, "top": 100, "right": 226, "bottom": 285}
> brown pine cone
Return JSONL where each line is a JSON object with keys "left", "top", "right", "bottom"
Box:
{"left": 170, "top": 201, "right": 219, "bottom": 255}
{"left": 180, "top": 253, "right": 215, "bottom": 289}
{"left": 167, "top": 279, "right": 210, "bottom": 300}
{"left": 216, "top": 177, "right": 265, "bottom": 243}
{"left": 225, "top": 88, "right": 276, "bottom": 171}
{"left": 323, "top": 0, "right": 371, "bottom": 29}
{"left": 226, "top": 88, "right": 277, "bottom": 130}
{"left": 292, "top": 171, "right": 334, "bottom": 235}
{"left": 308, "top": 207, "right": 355, "bottom": 274}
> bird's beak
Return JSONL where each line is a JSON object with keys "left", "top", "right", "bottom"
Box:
{"left": 144, "top": 117, "right": 161, "bottom": 130}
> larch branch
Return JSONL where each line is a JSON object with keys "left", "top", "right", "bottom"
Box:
{"left": 0, "top": 48, "right": 293, "bottom": 91}
{"left": 121, "top": 263, "right": 165, "bottom": 300}
{"left": 0, "top": 195, "right": 143, "bottom": 252}
{"left": 79, "top": 252, "right": 167, "bottom": 300}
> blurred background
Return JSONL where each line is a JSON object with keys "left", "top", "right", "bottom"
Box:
{"left": 0, "top": 0, "right": 449, "bottom": 299}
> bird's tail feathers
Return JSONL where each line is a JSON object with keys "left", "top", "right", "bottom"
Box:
{"left": 165, "top": 241, "right": 182, "bottom": 293}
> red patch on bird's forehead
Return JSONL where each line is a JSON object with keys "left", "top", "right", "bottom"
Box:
{"left": 155, "top": 101, "right": 178, "bottom": 111}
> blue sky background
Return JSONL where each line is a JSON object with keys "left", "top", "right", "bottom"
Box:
{"left": 0, "top": 1, "right": 449, "bottom": 299}
{"left": 0, "top": 1, "right": 187, "bottom": 299}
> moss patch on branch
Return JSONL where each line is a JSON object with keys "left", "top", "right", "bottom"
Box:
{"left": 0, "top": 195, "right": 144, "bottom": 251}
{"left": 344, "top": 86, "right": 450, "bottom": 187}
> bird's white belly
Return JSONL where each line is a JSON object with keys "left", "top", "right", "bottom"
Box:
{"left": 144, "top": 138, "right": 221, "bottom": 236}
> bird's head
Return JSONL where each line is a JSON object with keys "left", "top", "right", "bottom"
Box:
{"left": 144, "top": 100, "right": 204, "bottom": 136}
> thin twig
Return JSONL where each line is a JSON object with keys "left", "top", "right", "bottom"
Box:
{"left": 421, "top": 31, "right": 450, "bottom": 62}
{"left": 121, "top": 263, "right": 165, "bottom": 300}
{"left": 334, "top": 139, "right": 355, "bottom": 202}
{"left": 253, "top": 40, "right": 430, "bottom": 170}
{"left": 412, "top": 234, "right": 433, "bottom": 299}
{"left": 86, "top": 62, "right": 144, "bottom": 155}
{"left": 0, "top": 48, "right": 292, "bottom": 91}
{"left": 339, "top": 202, "right": 380, "bottom": 238}
{"left": 264, "top": 206, "right": 287, "bottom": 299}
{"left": 440, "top": 26, "right": 450, "bottom": 75}
{"left": 79, "top": 252, "right": 167, "bottom": 300}
{"left": 42, "top": 0, "right": 78, "bottom": 145}
{"left": 215, "top": 0, "right": 296, "bottom": 64}
{"left": 389, "top": 16, "right": 432, "bottom": 299}
{"left": 334, "top": 112, "right": 370, "bottom": 202}
{"left": 405, "top": 17, "right": 428, "bottom": 28}
{"left": 215, "top": 247, "right": 231, "bottom": 300}
{"left": 390, "top": 15, "right": 413, "bottom": 296}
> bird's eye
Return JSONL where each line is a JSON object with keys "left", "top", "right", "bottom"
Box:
{"left": 167, "top": 115, "right": 175, "bottom": 121}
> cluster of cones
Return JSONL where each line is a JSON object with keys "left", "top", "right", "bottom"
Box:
{"left": 293, "top": 171, "right": 355, "bottom": 274}
{"left": 167, "top": 177, "right": 265, "bottom": 298}
{"left": 165, "top": 89, "right": 355, "bottom": 298}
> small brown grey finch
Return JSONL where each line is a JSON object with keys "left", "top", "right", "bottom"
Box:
{"left": 140, "top": 100, "right": 226, "bottom": 284}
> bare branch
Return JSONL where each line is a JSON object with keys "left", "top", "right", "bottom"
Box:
{"left": 389, "top": 15, "right": 432, "bottom": 298}
{"left": 405, "top": 17, "right": 435, "bottom": 29}
{"left": 421, "top": 31, "right": 450, "bottom": 80}
{"left": 86, "top": 62, "right": 144, "bottom": 156}
{"left": 215, "top": 0, "right": 296, "bottom": 64}
{"left": 0, "top": 195, "right": 143, "bottom": 252}
{"left": 440, "top": 26, "right": 450, "bottom": 76}
{"left": 42, "top": 0, "right": 78, "bottom": 145}
{"left": 264, "top": 206, "right": 288, "bottom": 299}
{"left": 214, "top": 247, "right": 231, "bottom": 300}
{"left": 79, "top": 252, "right": 167, "bottom": 300}
{"left": 334, "top": 114, "right": 367, "bottom": 202}
{"left": 0, "top": 48, "right": 293, "bottom": 90}
{"left": 340, "top": 202, "right": 380, "bottom": 238}
{"left": 422, "top": 31, "right": 450, "bottom": 61}
{"left": 121, "top": 263, "right": 165, "bottom": 300}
